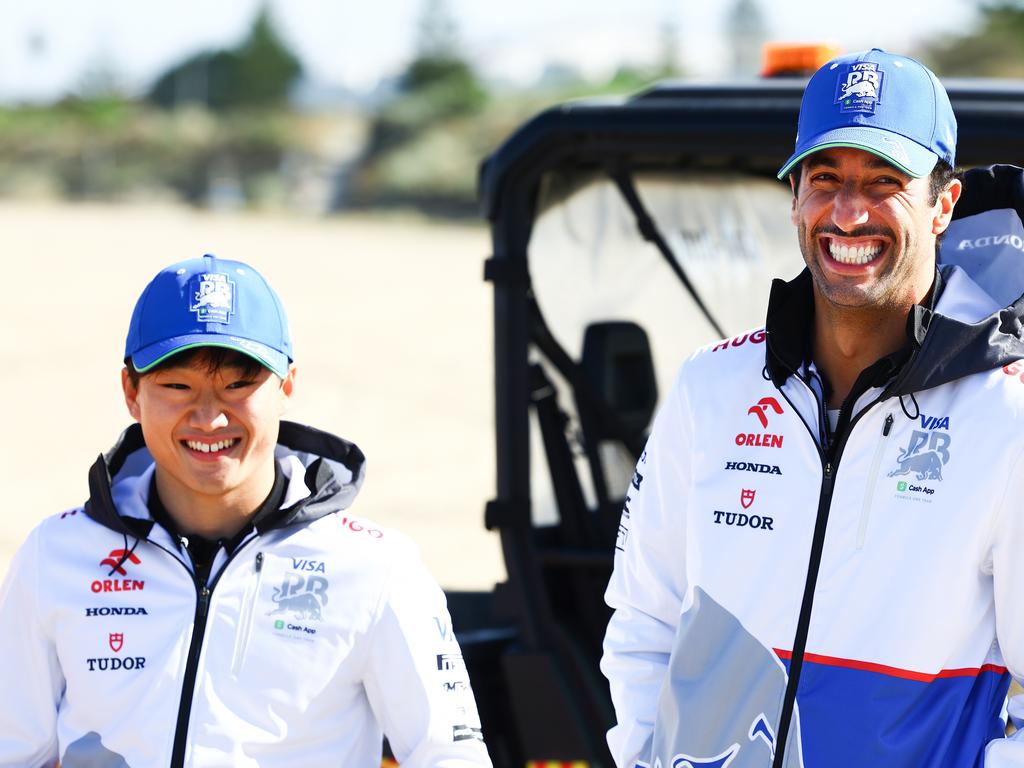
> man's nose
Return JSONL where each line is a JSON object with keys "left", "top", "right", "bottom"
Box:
{"left": 831, "top": 184, "right": 871, "bottom": 232}
{"left": 189, "top": 395, "right": 229, "bottom": 430}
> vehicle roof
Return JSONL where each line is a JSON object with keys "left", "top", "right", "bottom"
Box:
{"left": 479, "top": 78, "right": 1024, "bottom": 219}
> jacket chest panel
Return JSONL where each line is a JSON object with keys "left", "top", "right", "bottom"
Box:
{"left": 203, "top": 548, "right": 375, "bottom": 708}
{"left": 808, "top": 404, "right": 1004, "bottom": 665}
{"left": 47, "top": 545, "right": 195, "bottom": 763}
{"left": 687, "top": 395, "right": 822, "bottom": 644}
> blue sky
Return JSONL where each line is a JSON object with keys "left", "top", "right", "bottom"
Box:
{"left": 0, "top": 0, "right": 980, "bottom": 102}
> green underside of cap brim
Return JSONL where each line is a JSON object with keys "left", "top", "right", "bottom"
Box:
{"left": 133, "top": 342, "right": 284, "bottom": 377}
{"left": 776, "top": 141, "right": 922, "bottom": 180}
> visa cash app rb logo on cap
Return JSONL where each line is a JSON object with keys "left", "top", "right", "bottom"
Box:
{"left": 189, "top": 272, "right": 235, "bottom": 323}
{"left": 835, "top": 61, "right": 884, "bottom": 113}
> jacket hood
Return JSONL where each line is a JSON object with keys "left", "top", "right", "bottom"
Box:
{"left": 83, "top": 421, "right": 366, "bottom": 537}
{"left": 765, "top": 213, "right": 1024, "bottom": 398}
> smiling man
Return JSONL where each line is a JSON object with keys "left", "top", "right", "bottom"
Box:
{"left": 0, "top": 255, "right": 492, "bottom": 767}
{"left": 602, "top": 50, "right": 1024, "bottom": 767}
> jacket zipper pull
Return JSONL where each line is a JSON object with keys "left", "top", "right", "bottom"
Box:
{"left": 255, "top": 551, "right": 264, "bottom": 572}
{"left": 198, "top": 586, "right": 211, "bottom": 616}
{"left": 882, "top": 413, "right": 894, "bottom": 436}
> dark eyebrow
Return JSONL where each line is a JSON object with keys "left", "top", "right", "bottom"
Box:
{"left": 804, "top": 152, "right": 903, "bottom": 175}
{"left": 805, "top": 155, "right": 840, "bottom": 170}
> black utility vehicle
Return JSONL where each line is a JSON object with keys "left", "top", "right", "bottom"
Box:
{"left": 451, "top": 78, "right": 1024, "bottom": 767}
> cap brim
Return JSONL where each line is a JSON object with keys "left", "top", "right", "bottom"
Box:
{"left": 130, "top": 334, "right": 290, "bottom": 378}
{"left": 777, "top": 125, "right": 939, "bottom": 179}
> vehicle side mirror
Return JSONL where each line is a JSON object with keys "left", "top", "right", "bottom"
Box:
{"left": 581, "top": 321, "right": 658, "bottom": 440}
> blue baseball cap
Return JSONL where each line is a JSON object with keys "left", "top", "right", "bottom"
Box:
{"left": 777, "top": 48, "right": 956, "bottom": 180}
{"left": 125, "top": 254, "right": 293, "bottom": 378}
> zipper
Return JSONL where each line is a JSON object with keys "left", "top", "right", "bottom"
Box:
{"left": 230, "top": 551, "right": 265, "bottom": 675}
{"left": 170, "top": 581, "right": 210, "bottom": 768}
{"left": 771, "top": 381, "right": 882, "bottom": 768}
{"left": 168, "top": 540, "right": 255, "bottom": 768}
{"left": 855, "top": 413, "right": 893, "bottom": 550}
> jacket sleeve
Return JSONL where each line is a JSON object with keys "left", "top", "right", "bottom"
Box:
{"left": 600, "top": 367, "right": 693, "bottom": 768}
{"left": 363, "top": 540, "right": 492, "bottom": 768}
{"left": 0, "top": 525, "right": 62, "bottom": 767}
{"left": 984, "top": 446, "right": 1024, "bottom": 765}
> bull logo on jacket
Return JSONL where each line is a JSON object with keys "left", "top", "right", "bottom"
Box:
{"left": 887, "top": 416, "right": 951, "bottom": 481}
{"left": 267, "top": 573, "right": 330, "bottom": 621}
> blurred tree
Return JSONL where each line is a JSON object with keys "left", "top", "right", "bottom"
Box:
{"left": 726, "top": 0, "right": 767, "bottom": 77}
{"left": 656, "top": 19, "right": 682, "bottom": 78}
{"left": 148, "top": 5, "right": 301, "bottom": 111}
{"left": 922, "top": 2, "right": 1024, "bottom": 77}
{"left": 398, "top": 0, "right": 487, "bottom": 116}
{"left": 230, "top": 7, "right": 302, "bottom": 107}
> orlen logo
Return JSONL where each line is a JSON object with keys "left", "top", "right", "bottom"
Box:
{"left": 100, "top": 549, "right": 140, "bottom": 576}
{"left": 736, "top": 397, "right": 785, "bottom": 448}
{"left": 711, "top": 329, "right": 766, "bottom": 353}
{"left": 92, "top": 549, "right": 144, "bottom": 593}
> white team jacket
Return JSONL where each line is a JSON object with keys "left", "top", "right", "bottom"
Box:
{"left": 602, "top": 253, "right": 1024, "bottom": 767}
{"left": 0, "top": 421, "right": 492, "bottom": 768}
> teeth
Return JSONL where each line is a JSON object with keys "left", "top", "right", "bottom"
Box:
{"left": 185, "top": 439, "right": 236, "bottom": 453}
{"left": 828, "top": 241, "right": 882, "bottom": 265}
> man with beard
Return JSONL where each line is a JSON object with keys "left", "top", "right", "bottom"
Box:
{"left": 601, "top": 49, "right": 1024, "bottom": 767}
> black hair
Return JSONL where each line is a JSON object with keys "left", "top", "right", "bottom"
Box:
{"left": 124, "top": 347, "right": 266, "bottom": 387}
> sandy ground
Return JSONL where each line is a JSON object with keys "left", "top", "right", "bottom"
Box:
{"left": 0, "top": 201, "right": 504, "bottom": 591}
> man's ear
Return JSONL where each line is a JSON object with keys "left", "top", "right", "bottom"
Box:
{"left": 122, "top": 368, "right": 141, "bottom": 422}
{"left": 278, "top": 364, "right": 297, "bottom": 414}
{"left": 789, "top": 173, "right": 799, "bottom": 226}
{"left": 932, "top": 178, "right": 962, "bottom": 235}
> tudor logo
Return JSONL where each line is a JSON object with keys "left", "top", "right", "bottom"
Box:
{"left": 741, "top": 489, "right": 756, "bottom": 509}
{"left": 108, "top": 633, "right": 124, "bottom": 653}
{"left": 747, "top": 397, "right": 783, "bottom": 429}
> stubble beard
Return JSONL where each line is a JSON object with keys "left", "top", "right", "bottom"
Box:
{"left": 798, "top": 221, "right": 927, "bottom": 315}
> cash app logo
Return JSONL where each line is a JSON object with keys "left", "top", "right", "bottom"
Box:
{"left": 274, "top": 620, "right": 284, "bottom": 629}
{"left": 897, "top": 481, "right": 908, "bottom": 492}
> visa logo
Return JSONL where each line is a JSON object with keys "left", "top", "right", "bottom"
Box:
{"left": 290, "top": 558, "right": 326, "bottom": 573}
{"left": 919, "top": 414, "right": 950, "bottom": 430}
